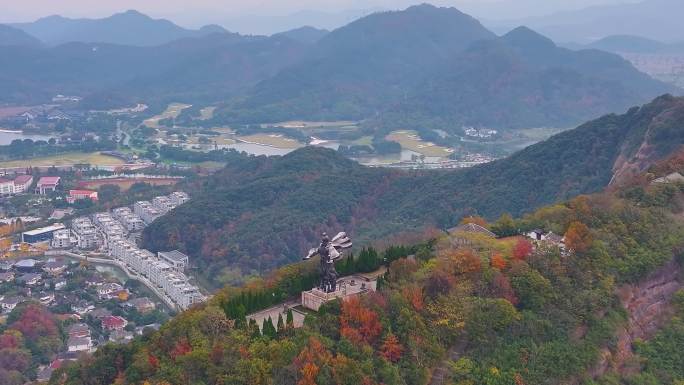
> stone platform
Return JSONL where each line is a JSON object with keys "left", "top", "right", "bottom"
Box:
{"left": 301, "top": 275, "right": 377, "bottom": 311}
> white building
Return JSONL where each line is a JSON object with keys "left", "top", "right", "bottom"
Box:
{"left": 158, "top": 250, "right": 189, "bottom": 271}
{"left": 67, "top": 336, "right": 92, "bottom": 352}
{"left": 134, "top": 201, "right": 161, "bottom": 224}
{"left": 169, "top": 191, "right": 189, "bottom": 206}
{"left": 71, "top": 217, "right": 100, "bottom": 249}
{"left": 13, "top": 175, "right": 33, "bottom": 194}
{"left": 152, "top": 196, "right": 173, "bottom": 214}
{"left": 51, "top": 229, "right": 74, "bottom": 249}
{"left": 0, "top": 178, "right": 14, "bottom": 195}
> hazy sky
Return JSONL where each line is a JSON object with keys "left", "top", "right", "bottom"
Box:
{"left": 0, "top": 0, "right": 637, "bottom": 32}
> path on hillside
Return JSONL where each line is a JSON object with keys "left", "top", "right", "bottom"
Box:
{"left": 429, "top": 336, "right": 468, "bottom": 385}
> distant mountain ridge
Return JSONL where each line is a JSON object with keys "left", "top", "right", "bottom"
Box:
{"left": 380, "top": 26, "right": 674, "bottom": 129}
{"left": 0, "top": 24, "right": 42, "bottom": 47}
{"left": 0, "top": 4, "right": 676, "bottom": 128}
{"left": 583, "top": 35, "right": 684, "bottom": 55}
{"left": 273, "top": 26, "right": 329, "bottom": 44}
{"left": 215, "top": 5, "right": 675, "bottom": 130}
{"left": 10, "top": 10, "right": 229, "bottom": 46}
{"left": 0, "top": 33, "right": 307, "bottom": 107}
{"left": 489, "top": 0, "right": 684, "bottom": 44}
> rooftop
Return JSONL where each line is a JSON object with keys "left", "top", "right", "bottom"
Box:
{"left": 14, "top": 175, "right": 33, "bottom": 184}
{"left": 159, "top": 250, "right": 189, "bottom": 262}
{"left": 37, "top": 176, "right": 61, "bottom": 185}
{"left": 22, "top": 223, "right": 66, "bottom": 236}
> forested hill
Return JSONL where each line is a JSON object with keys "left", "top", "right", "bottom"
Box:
{"left": 214, "top": 4, "right": 674, "bottom": 129}
{"left": 143, "top": 95, "right": 684, "bottom": 287}
{"left": 51, "top": 152, "right": 684, "bottom": 385}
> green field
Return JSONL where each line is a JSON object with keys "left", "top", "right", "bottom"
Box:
{"left": 0, "top": 152, "right": 125, "bottom": 168}
{"left": 237, "top": 134, "right": 303, "bottom": 149}
{"left": 144, "top": 103, "right": 192, "bottom": 128}
{"left": 386, "top": 130, "right": 453, "bottom": 157}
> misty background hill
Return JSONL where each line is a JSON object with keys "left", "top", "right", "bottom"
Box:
{"left": 0, "top": 3, "right": 679, "bottom": 131}
{"left": 9, "top": 10, "right": 229, "bottom": 46}
{"left": 488, "top": 0, "right": 684, "bottom": 44}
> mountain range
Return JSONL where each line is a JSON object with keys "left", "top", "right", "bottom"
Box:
{"left": 143, "top": 95, "right": 684, "bottom": 287}
{"left": 0, "top": 4, "right": 678, "bottom": 131}
{"left": 214, "top": 4, "right": 676, "bottom": 130}
{"left": 8, "top": 10, "right": 228, "bottom": 47}
{"left": 0, "top": 24, "right": 42, "bottom": 47}
{"left": 488, "top": 0, "right": 684, "bottom": 44}
{"left": 580, "top": 35, "right": 684, "bottom": 55}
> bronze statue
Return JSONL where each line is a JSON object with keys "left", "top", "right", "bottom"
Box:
{"left": 304, "top": 232, "right": 352, "bottom": 293}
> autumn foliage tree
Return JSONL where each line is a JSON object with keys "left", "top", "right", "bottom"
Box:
{"left": 379, "top": 333, "right": 404, "bottom": 362}
{"left": 340, "top": 297, "right": 383, "bottom": 345}
{"left": 491, "top": 253, "right": 507, "bottom": 270}
{"left": 512, "top": 238, "right": 533, "bottom": 261}
{"left": 564, "top": 221, "right": 593, "bottom": 253}
{"left": 294, "top": 337, "right": 332, "bottom": 385}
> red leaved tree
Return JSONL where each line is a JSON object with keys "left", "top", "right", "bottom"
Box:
{"left": 564, "top": 221, "right": 593, "bottom": 253}
{"left": 379, "top": 333, "right": 404, "bottom": 362}
{"left": 491, "top": 253, "right": 507, "bottom": 270}
{"left": 340, "top": 297, "right": 382, "bottom": 345}
{"left": 512, "top": 238, "right": 533, "bottom": 261}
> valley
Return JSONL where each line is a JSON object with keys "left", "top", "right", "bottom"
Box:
{"left": 0, "top": 2, "right": 683, "bottom": 385}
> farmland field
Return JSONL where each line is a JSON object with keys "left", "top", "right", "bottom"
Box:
{"left": 0, "top": 152, "right": 125, "bottom": 168}
{"left": 143, "top": 103, "right": 192, "bottom": 128}
{"left": 386, "top": 130, "right": 453, "bottom": 157}
{"left": 237, "top": 134, "right": 303, "bottom": 149}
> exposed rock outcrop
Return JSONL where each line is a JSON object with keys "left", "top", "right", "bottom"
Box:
{"left": 591, "top": 259, "right": 682, "bottom": 377}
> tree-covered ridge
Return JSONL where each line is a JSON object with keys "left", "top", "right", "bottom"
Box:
{"left": 143, "top": 95, "right": 684, "bottom": 287}
{"left": 50, "top": 162, "right": 684, "bottom": 385}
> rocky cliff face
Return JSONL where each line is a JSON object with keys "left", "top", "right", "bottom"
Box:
{"left": 591, "top": 259, "right": 682, "bottom": 377}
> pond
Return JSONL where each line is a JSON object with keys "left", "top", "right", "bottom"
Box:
{"left": 0, "top": 129, "right": 53, "bottom": 145}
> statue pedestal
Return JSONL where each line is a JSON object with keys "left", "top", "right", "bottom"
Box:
{"left": 301, "top": 276, "right": 378, "bottom": 311}
{"left": 301, "top": 288, "right": 343, "bottom": 311}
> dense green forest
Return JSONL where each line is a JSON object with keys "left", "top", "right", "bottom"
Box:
{"left": 50, "top": 157, "right": 684, "bottom": 385}
{"left": 143, "top": 95, "right": 684, "bottom": 288}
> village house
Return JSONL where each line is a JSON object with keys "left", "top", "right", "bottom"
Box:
{"left": 0, "top": 271, "right": 14, "bottom": 282}
{"left": 67, "top": 336, "right": 92, "bottom": 352}
{"left": 1, "top": 296, "right": 24, "bottom": 312}
{"left": 68, "top": 323, "right": 91, "bottom": 338}
{"left": 109, "top": 329, "right": 134, "bottom": 343}
{"left": 88, "top": 308, "right": 112, "bottom": 319}
{"left": 35, "top": 176, "right": 61, "bottom": 194}
{"left": 38, "top": 292, "right": 55, "bottom": 306}
{"left": 13, "top": 174, "right": 33, "bottom": 194}
{"left": 0, "top": 178, "right": 14, "bottom": 195}
{"left": 43, "top": 260, "right": 68, "bottom": 275}
{"left": 101, "top": 315, "right": 128, "bottom": 331}
{"left": 14, "top": 258, "right": 39, "bottom": 271}
{"left": 125, "top": 297, "right": 156, "bottom": 314}
{"left": 16, "top": 273, "right": 42, "bottom": 286}
{"left": 67, "top": 189, "right": 99, "bottom": 204}
{"left": 447, "top": 222, "right": 496, "bottom": 246}
{"left": 72, "top": 301, "right": 95, "bottom": 316}
{"left": 97, "top": 282, "right": 124, "bottom": 298}
{"left": 54, "top": 278, "right": 67, "bottom": 290}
